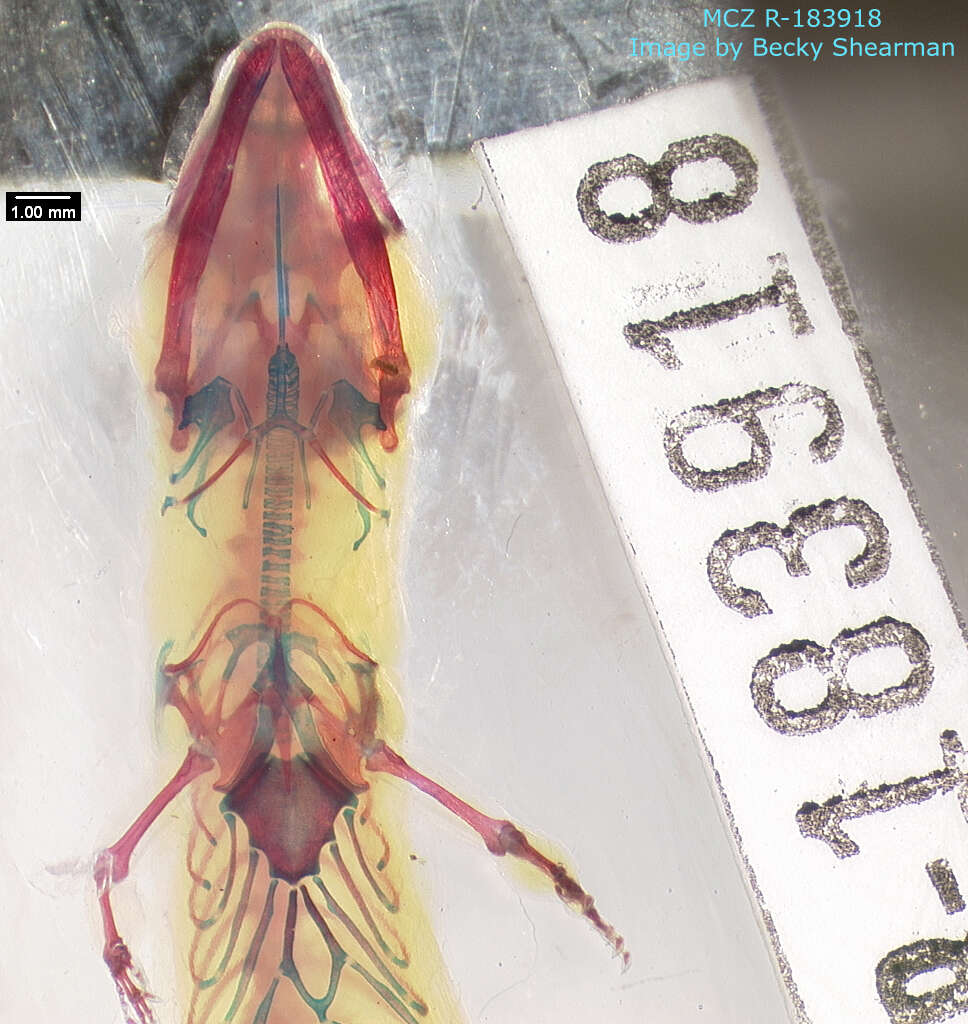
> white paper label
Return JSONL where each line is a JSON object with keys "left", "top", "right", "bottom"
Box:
{"left": 476, "top": 77, "right": 968, "bottom": 1024}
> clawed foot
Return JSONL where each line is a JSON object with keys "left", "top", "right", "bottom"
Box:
{"left": 104, "top": 940, "right": 156, "bottom": 1024}
{"left": 499, "top": 824, "right": 631, "bottom": 968}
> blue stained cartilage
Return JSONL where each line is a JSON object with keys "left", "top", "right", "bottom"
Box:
{"left": 313, "top": 869, "right": 416, "bottom": 1012}
{"left": 251, "top": 977, "right": 280, "bottom": 1024}
{"left": 189, "top": 812, "right": 239, "bottom": 930}
{"left": 275, "top": 185, "right": 290, "bottom": 345}
{"left": 345, "top": 807, "right": 398, "bottom": 914}
{"left": 328, "top": 380, "right": 387, "bottom": 489}
{"left": 196, "top": 850, "right": 260, "bottom": 991}
{"left": 283, "top": 887, "right": 346, "bottom": 1021}
{"left": 226, "top": 879, "right": 278, "bottom": 1021}
{"left": 331, "top": 843, "right": 408, "bottom": 967}
{"left": 172, "top": 378, "right": 237, "bottom": 484}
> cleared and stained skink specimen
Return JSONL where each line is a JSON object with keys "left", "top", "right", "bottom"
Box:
{"left": 95, "top": 24, "right": 626, "bottom": 1024}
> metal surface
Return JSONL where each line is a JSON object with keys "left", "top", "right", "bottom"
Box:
{"left": 2, "top": 0, "right": 719, "bottom": 176}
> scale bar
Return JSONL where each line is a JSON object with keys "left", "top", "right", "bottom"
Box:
{"left": 6, "top": 191, "right": 82, "bottom": 222}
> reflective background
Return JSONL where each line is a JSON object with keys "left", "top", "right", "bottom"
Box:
{"left": 1, "top": 3, "right": 965, "bottom": 1022}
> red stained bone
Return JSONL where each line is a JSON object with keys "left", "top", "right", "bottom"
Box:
{"left": 224, "top": 755, "right": 356, "bottom": 883}
{"left": 155, "top": 27, "right": 409, "bottom": 453}
{"left": 155, "top": 37, "right": 273, "bottom": 446}
{"left": 97, "top": 26, "right": 627, "bottom": 1023}
{"left": 367, "top": 742, "right": 630, "bottom": 966}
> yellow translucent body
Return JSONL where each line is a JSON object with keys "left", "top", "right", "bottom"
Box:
{"left": 137, "top": 27, "right": 460, "bottom": 1024}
